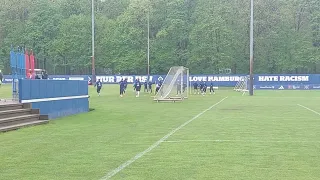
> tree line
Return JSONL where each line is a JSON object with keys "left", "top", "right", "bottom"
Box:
{"left": 0, "top": 0, "right": 319, "bottom": 75}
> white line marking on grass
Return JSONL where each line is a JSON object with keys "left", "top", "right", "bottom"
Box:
{"left": 297, "top": 104, "right": 320, "bottom": 116}
{"left": 100, "top": 96, "right": 228, "bottom": 180}
{"left": 165, "top": 140, "right": 234, "bottom": 143}
{"left": 164, "top": 139, "right": 320, "bottom": 143}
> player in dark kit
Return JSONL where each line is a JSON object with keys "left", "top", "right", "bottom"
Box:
{"left": 199, "top": 81, "right": 204, "bottom": 94}
{"left": 94, "top": 79, "right": 103, "bottom": 96}
{"left": 133, "top": 79, "right": 137, "bottom": 92}
{"left": 183, "top": 83, "right": 187, "bottom": 93}
{"left": 144, "top": 81, "right": 148, "bottom": 92}
{"left": 148, "top": 81, "right": 153, "bottom": 93}
{"left": 155, "top": 81, "right": 161, "bottom": 95}
{"left": 209, "top": 82, "right": 215, "bottom": 94}
{"left": 193, "top": 82, "right": 198, "bottom": 94}
{"left": 177, "top": 81, "right": 182, "bottom": 95}
{"left": 135, "top": 79, "right": 142, "bottom": 97}
{"left": 202, "top": 82, "right": 207, "bottom": 96}
{"left": 123, "top": 78, "right": 128, "bottom": 94}
{"left": 119, "top": 79, "right": 125, "bottom": 97}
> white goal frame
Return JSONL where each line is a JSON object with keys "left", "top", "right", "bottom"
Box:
{"left": 234, "top": 75, "right": 249, "bottom": 96}
{"left": 154, "top": 66, "right": 189, "bottom": 102}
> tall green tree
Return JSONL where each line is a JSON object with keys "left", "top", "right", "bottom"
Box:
{"left": 0, "top": 0, "right": 319, "bottom": 74}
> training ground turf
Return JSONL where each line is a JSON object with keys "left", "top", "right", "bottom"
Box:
{"left": 0, "top": 84, "right": 320, "bottom": 180}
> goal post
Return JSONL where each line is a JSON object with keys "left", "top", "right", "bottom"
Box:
{"left": 234, "top": 75, "right": 249, "bottom": 95}
{"left": 154, "top": 66, "right": 189, "bottom": 102}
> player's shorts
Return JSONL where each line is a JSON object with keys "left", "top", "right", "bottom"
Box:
{"left": 97, "top": 87, "right": 101, "bottom": 93}
{"left": 136, "top": 86, "right": 141, "bottom": 91}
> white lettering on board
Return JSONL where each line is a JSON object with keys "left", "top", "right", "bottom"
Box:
{"left": 258, "top": 76, "right": 278, "bottom": 81}
{"left": 97, "top": 76, "right": 115, "bottom": 83}
{"left": 279, "top": 76, "right": 309, "bottom": 81}
{"left": 190, "top": 76, "right": 242, "bottom": 82}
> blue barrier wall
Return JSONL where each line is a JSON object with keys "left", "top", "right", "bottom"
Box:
{"left": 19, "top": 79, "right": 89, "bottom": 119}
{"left": 5, "top": 74, "right": 320, "bottom": 90}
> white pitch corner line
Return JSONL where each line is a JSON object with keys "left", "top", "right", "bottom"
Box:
{"left": 297, "top": 104, "right": 320, "bottom": 116}
{"left": 99, "top": 96, "right": 228, "bottom": 180}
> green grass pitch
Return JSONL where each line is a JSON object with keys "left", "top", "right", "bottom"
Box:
{"left": 0, "top": 84, "right": 320, "bottom": 180}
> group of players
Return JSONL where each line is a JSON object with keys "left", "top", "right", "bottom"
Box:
{"left": 94, "top": 78, "right": 163, "bottom": 97}
{"left": 94, "top": 78, "right": 215, "bottom": 97}
{"left": 193, "top": 81, "right": 215, "bottom": 95}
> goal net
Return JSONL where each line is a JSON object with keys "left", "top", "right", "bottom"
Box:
{"left": 234, "top": 75, "right": 249, "bottom": 95}
{"left": 154, "top": 66, "right": 189, "bottom": 101}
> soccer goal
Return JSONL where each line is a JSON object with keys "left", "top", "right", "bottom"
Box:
{"left": 234, "top": 75, "right": 249, "bottom": 95}
{"left": 154, "top": 66, "right": 189, "bottom": 102}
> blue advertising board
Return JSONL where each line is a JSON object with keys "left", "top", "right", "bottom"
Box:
{"left": 2, "top": 74, "right": 248, "bottom": 85}
{"left": 254, "top": 74, "right": 317, "bottom": 85}
{"left": 253, "top": 74, "right": 320, "bottom": 90}
{"left": 254, "top": 84, "right": 320, "bottom": 90}
{"left": 4, "top": 74, "right": 320, "bottom": 90}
